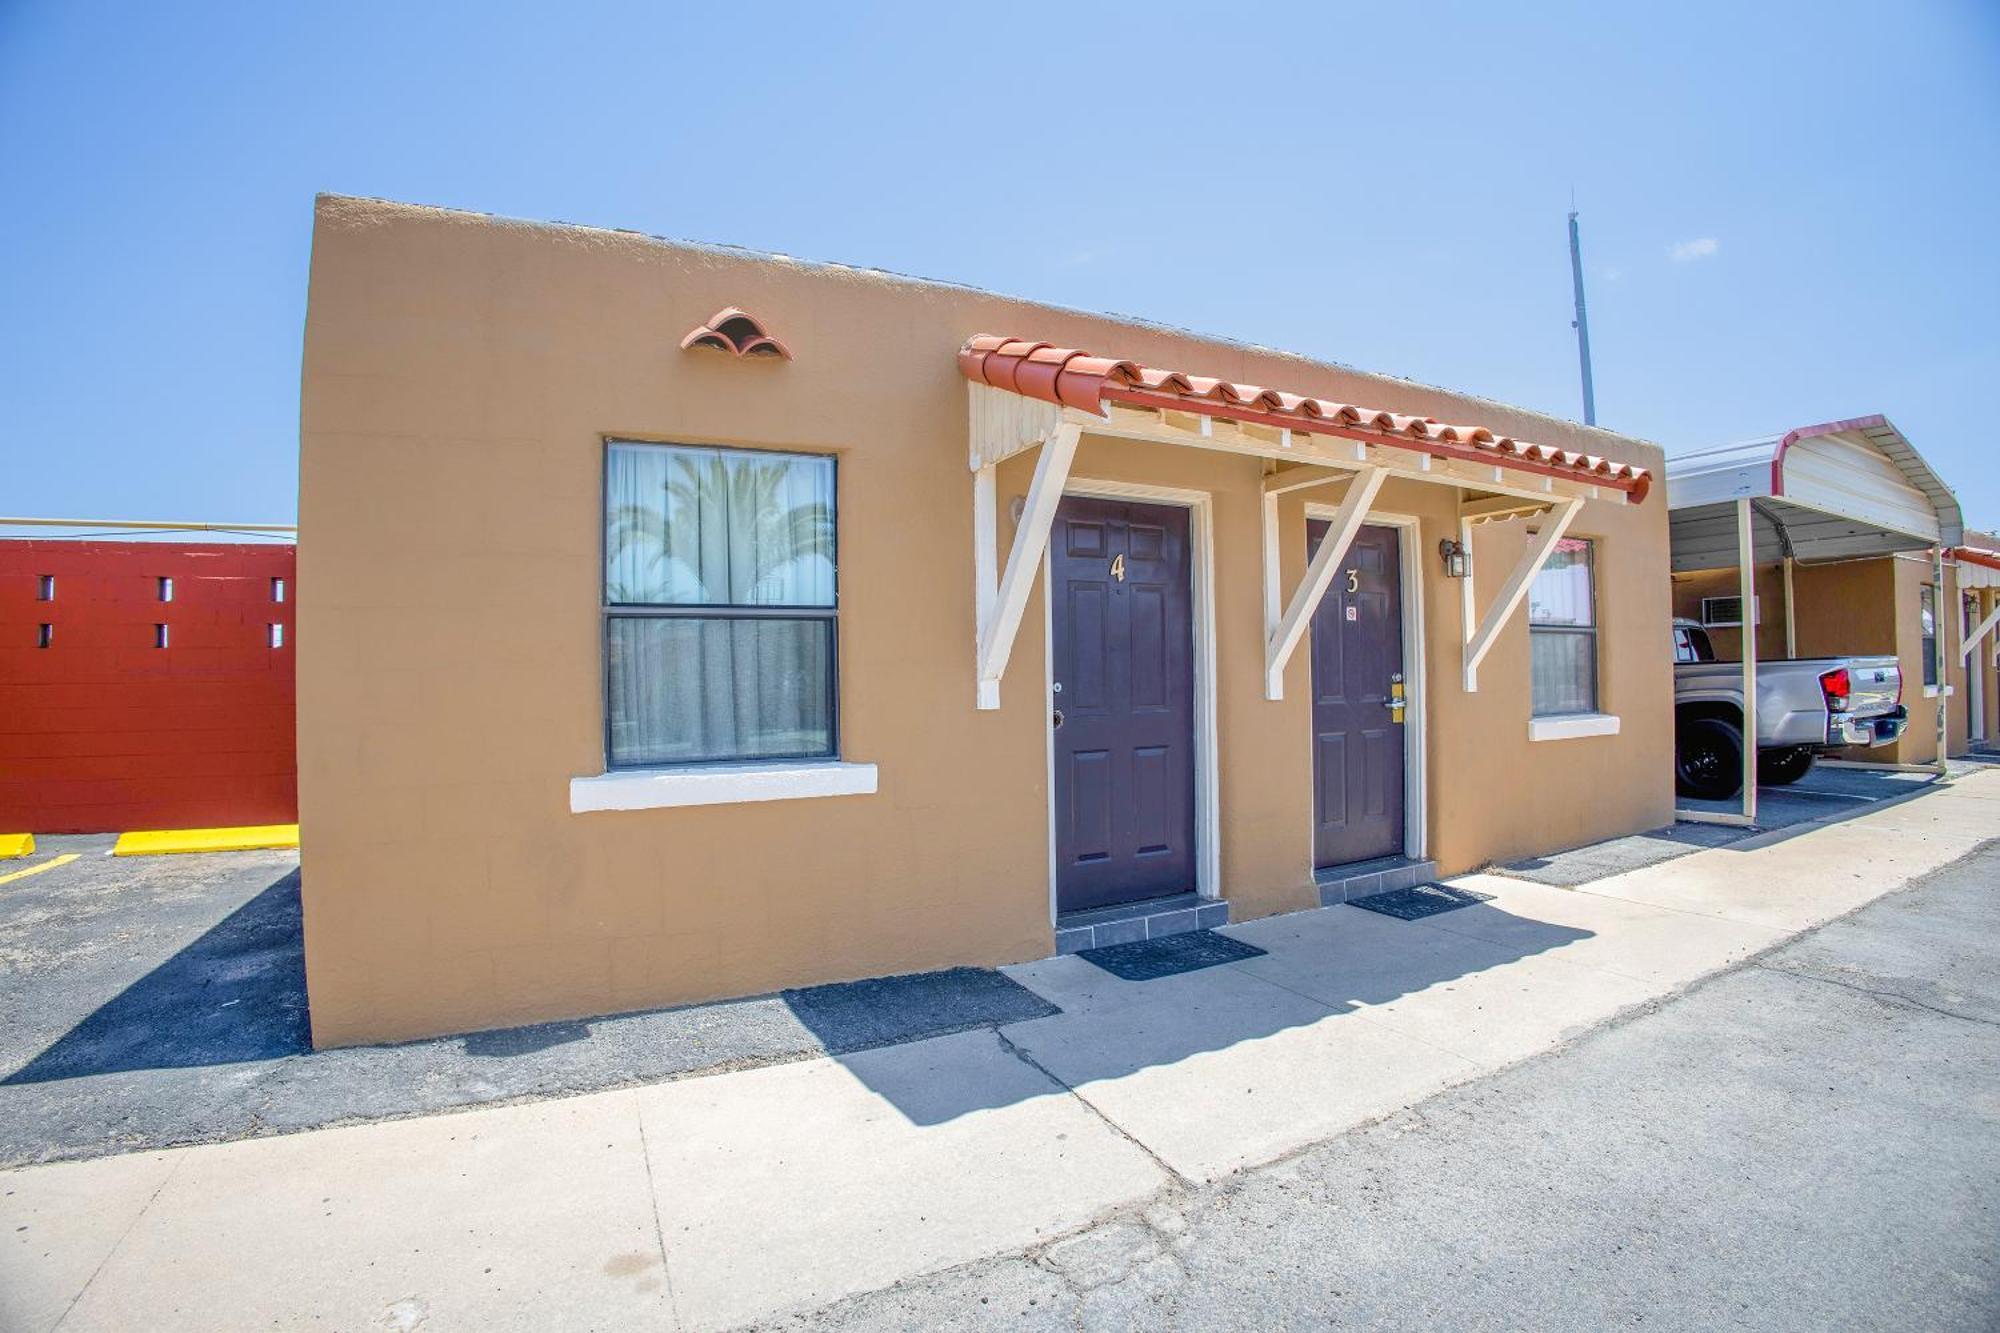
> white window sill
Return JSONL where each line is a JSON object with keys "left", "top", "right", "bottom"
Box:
{"left": 1922, "top": 685, "right": 1952, "bottom": 699}
{"left": 1529, "top": 712, "right": 1622, "bottom": 742}
{"left": 570, "top": 761, "right": 878, "bottom": 813}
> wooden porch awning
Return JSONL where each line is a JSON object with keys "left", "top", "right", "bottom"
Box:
{"left": 960, "top": 335, "right": 1651, "bottom": 709}
{"left": 959, "top": 336, "right": 1652, "bottom": 502}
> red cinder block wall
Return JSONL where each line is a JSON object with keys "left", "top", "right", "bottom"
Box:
{"left": 0, "top": 540, "right": 296, "bottom": 833}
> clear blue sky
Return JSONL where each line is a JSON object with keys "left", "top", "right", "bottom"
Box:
{"left": 4, "top": 2, "right": 1996, "bottom": 528}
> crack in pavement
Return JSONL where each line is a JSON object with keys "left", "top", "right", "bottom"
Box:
{"left": 1752, "top": 961, "right": 2000, "bottom": 1029}
{"left": 990, "top": 1027, "right": 1194, "bottom": 1193}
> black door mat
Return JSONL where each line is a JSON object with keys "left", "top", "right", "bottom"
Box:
{"left": 783, "top": 967, "right": 1059, "bottom": 1053}
{"left": 1080, "top": 930, "right": 1266, "bottom": 981}
{"left": 1349, "top": 882, "right": 1494, "bottom": 921}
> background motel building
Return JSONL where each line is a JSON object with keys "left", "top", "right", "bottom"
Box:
{"left": 299, "top": 197, "right": 1671, "bottom": 1047}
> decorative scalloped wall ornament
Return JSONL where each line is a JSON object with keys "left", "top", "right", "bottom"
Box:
{"left": 680, "top": 307, "right": 792, "bottom": 360}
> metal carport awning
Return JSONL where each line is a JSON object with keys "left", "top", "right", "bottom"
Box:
{"left": 1665, "top": 415, "right": 1965, "bottom": 822}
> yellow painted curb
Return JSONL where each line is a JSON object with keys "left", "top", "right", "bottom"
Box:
{"left": 0, "top": 833, "right": 33, "bottom": 859}
{"left": 0, "top": 853, "right": 78, "bottom": 886}
{"left": 112, "top": 824, "right": 300, "bottom": 856}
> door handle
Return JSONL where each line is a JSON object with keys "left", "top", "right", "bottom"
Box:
{"left": 1052, "top": 709, "right": 1065, "bottom": 730}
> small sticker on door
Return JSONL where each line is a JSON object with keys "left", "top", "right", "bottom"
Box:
{"left": 1345, "top": 606, "right": 1358, "bottom": 621}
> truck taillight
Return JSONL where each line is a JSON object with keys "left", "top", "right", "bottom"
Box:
{"left": 1819, "top": 667, "right": 1850, "bottom": 712}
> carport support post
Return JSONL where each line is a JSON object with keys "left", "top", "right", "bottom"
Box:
{"left": 1934, "top": 547, "right": 1949, "bottom": 776}
{"left": 1737, "top": 499, "right": 1758, "bottom": 824}
{"left": 1782, "top": 556, "right": 1797, "bottom": 659}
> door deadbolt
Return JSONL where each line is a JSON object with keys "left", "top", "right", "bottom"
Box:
{"left": 1052, "top": 709, "right": 1065, "bottom": 729}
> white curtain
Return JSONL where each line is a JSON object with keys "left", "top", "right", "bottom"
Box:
{"left": 1527, "top": 538, "right": 1594, "bottom": 626}
{"left": 604, "top": 444, "right": 835, "bottom": 764}
{"left": 1529, "top": 538, "right": 1597, "bottom": 716}
{"left": 608, "top": 618, "right": 831, "bottom": 764}
{"left": 605, "top": 443, "right": 834, "bottom": 606}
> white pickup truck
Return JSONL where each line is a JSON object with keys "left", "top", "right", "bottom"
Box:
{"left": 1672, "top": 619, "right": 1905, "bottom": 800}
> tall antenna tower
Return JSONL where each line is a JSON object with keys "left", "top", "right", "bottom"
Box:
{"left": 1567, "top": 209, "right": 1597, "bottom": 426}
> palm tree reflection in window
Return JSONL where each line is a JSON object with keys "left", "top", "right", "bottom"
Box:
{"left": 608, "top": 452, "right": 833, "bottom": 606}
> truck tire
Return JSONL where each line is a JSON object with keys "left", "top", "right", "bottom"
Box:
{"left": 1676, "top": 717, "right": 1744, "bottom": 800}
{"left": 1759, "top": 746, "right": 1816, "bottom": 786}
{"left": 1760, "top": 740, "right": 1824, "bottom": 784}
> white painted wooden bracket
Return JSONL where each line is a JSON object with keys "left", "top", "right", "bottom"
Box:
{"left": 974, "top": 422, "right": 1082, "bottom": 709}
{"left": 1262, "top": 464, "right": 1350, "bottom": 496}
{"left": 1961, "top": 602, "right": 2000, "bottom": 663}
{"left": 1264, "top": 467, "right": 1386, "bottom": 700}
{"left": 1461, "top": 496, "right": 1583, "bottom": 692}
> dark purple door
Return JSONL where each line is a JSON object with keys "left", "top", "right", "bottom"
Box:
{"left": 1310, "top": 521, "right": 1405, "bottom": 869}
{"left": 1051, "top": 496, "right": 1197, "bottom": 914}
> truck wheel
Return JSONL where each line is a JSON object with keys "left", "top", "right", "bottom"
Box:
{"left": 1676, "top": 718, "right": 1745, "bottom": 800}
{"left": 1759, "top": 747, "right": 1816, "bottom": 786}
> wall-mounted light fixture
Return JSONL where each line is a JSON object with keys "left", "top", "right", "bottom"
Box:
{"left": 1438, "top": 538, "right": 1470, "bottom": 579}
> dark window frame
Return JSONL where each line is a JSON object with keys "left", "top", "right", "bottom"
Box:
{"left": 1920, "top": 583, "right": 1939, "bottom": 688}
{"left": 1527, "top": 536, "right": 1600, "bottom": 718}
{"left": 599, "top": 438, "right": 841, "bottom": 770}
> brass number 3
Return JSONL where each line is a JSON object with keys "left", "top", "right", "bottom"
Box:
{"left": 1110, "top": 553, "right": 1126, "bottom": 582}
{"left": 1345, "top": 568, "right": 1360, "bottom": 593}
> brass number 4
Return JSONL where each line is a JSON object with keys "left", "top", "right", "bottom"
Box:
{"left": 1110, "top": 553, "right": 1126, "bottom": 583}
{"left": 1346, "top": 568, "right": 1360, "bottom": 593}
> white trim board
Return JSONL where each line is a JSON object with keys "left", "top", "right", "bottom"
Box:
{"left": 1044, "top": 478, "right": 1223, "bottom": 918}
{"left": 570, "top": 762, "right": 878, "bottom": 812}
{"left": 1528, "top": 712, "right": 1621, "bottom": 742}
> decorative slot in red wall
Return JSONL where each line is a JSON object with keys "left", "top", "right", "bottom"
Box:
{"left": 158, "top": 576, "right": 174, "bottom": 603}
{"left": 37, "top": 623, "right": 52, "bottom": 648}
{"left": 37, "top": 575, "right": 54, "bottom": 601}
{"left": 272, "top": 576, "right": 286, "bottom": 603}
{"left": 154, "top": 623, "right": 169, "bottom": 649}
{"left": 269, "top": 623, "right": 285, "bottom": 648}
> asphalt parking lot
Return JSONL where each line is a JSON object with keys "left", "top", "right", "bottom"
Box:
{"left": 1, "top": 756, "right": 1986, "bottom": 1170}
{"left": 0, "top": 836, "right": 1051, "bottom": 1168}
{"left": 1497, "top": 757, "right": 1994, "bottom": 887}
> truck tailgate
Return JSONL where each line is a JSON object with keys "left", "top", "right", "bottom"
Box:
{"left": 1836, "top": 657, "right": 1901, "bottom": 716}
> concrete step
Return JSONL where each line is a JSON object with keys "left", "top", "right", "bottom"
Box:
{"left": 1055, "top": 892, "right": 1229, "bottom": 955}
{"left": 1315, "top": 855, "right": 1440, "bottom": 907}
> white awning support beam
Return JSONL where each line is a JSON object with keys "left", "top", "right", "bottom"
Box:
{"left": 1461, "top": 496, "right": 1585, "bottom": 692}
{"left": 1965, "top": 601, "right": 2000, "bottom": 664}
{"left": 1262, "top": 464, "right": 1352, "bottom": 496}
{"left": 1264, "top": 467, "right": 1386, "bottom": 700}
{"left": 974, "top": 422, "right": 1081, "bottom": 710}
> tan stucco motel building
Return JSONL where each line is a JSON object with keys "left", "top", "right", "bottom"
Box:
{"left": 298, "top": 196, "right": 1674, "bottom": 1047}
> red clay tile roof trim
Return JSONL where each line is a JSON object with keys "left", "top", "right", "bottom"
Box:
{"left": 1955, "top": 546, "right": 2000, "bottom": 573}
{"left": 959, "top": 336, "right": 1651, "bottom": 503}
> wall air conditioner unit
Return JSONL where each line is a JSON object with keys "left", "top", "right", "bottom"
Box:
{"left": 1700, "top": 595, "right": 1760, "bottom": 628}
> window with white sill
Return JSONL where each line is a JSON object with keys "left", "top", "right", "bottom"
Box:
{"left": 1528, "top": 537, "right": 1599, "bottom": 718}
{"left": 602, "top": 440, "right": 838, "bottom": 768}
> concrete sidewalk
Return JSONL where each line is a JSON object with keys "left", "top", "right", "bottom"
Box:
{"left": 5, "top": 771, "right": 1996, "bottom": 1332}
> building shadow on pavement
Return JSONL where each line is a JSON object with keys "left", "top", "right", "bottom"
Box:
{"left": 3, "top": 871, "right": 310, "bottom": 1085}
{"left": 4, "top": 865, "right": 1596, "bottom": 1152}
{"left": 824, "top": 902, "right": 1598, "bottom": 1126}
